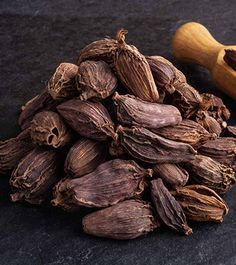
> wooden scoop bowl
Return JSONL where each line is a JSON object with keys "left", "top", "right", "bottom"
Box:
{"left": 172, "top": 22, "right": 236, "bottom": 99}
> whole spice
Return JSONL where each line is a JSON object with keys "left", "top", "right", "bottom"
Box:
{"left": 114, "top": 29, "right": 159, "bottom": 102}
{"left": 185, "top": 155, "right": 236, "bottom": 194}
{"left": 117, "top": 126, "right": 197, "bottom": 163}
{"left": 10, "top": 148, "right": 60, "bottom": 204}
{"left": 153, "top": 163, "right": 189, "bottom": 189}
{"left": 77, "top": 60, "right": 117, "bottom": 101}
{"left": 1, "top": 28, "right": 235, "bottom": 241}
{"left": 146, "top": 55, "right": 186, "bottom": 94}
{"left": 0, "top": 129, "right": 34, "bottom": 174}
{"left": 30, "top": 111, "right": 71, "bottom": 148}
{"left": 57, "top": 98, "right": 116, "bottom": 141}
{"left": 82, "top": 199, "right": 158, "bottom": 240}
{"left": 223, "top": 49, "right": 236, "bottom": 71}
{"left": 64, "top": 138, "right": 107, "bottom": 178}
{"left": 77, "top": 38, "right": 118, "bottom": 64}
{"left": 168, "top": 82, "right": 202, "bottom": 118}
{"left": 113, "top": 92, "right": 182, "bottom": 129}
{"left": 172, "top": 185, "right": 229, "bottom": 222}
{"left": 52, "top": 159, "right": 152, "bottom": 211}
{"left": 195, "top": 110, "right": 222, "bottom": 136}
{"left": 153, "top": 119, "right": 215, "bottom": 148}
{"left": 48, "top": 63, "right": 79, "bottom": 100}
{"left": 151, "top": 179, "right": 192, "bottom": 235}
{"left": 199, "top": 137, "right": 236, "bottom": 170}
{"left": 18, "top": 90, "right": 58, "bottom": 130}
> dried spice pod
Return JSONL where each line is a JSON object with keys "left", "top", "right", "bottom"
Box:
{"left": 146, "top": 55, "right": 186, "bottom": 94}
{"left": 199, "top": 137, "right": 236, "bottom": 170}
{"left": 153, "top": 163, "right": 189, "bottom": 189}
{"left": 195, "top": 110, "right": 222, "bottom": 136}
{"left": 77, "top": 60, "right": 117, "bottom": 101}
{"left": 113, "top": 92, "right": 182, "bottom": 129}
{"left": 64, "top": 138, "right": 107, "bottom": 178}
{"left": 185, "top": 155, "right": 236, "bottom": 194}
{"left": 0, "top": 129, "right": 34, "bottom": 174}
{"left": 226, "top": 126, "right": 236, "bottom": 137}
{"left": 201, "top": 93, "right": 231, "bottom": 121}
{"left": 154, "top": 56, "right": 187, "bottom": 83}
{"left": 77, "top": 38, "right": 118, "bottom": 64}
{"left": 30, "top": 111, "right": 71, "bottom": 148}
{"left": 168, "top": 82, "right": 202, "bottom": 118}
{"left": 10, "top": 148, "right": 60, "bottom": 204}
{"left": 117, "top": 126, "right": 197, "bottom": 164}
{"left": 82, "top": 199, "right": 158, "bottom": 240}
{"left": 172, "top": 185, "right": 229, "bottom": 222}
{"left": 48, "top": 63, "right": 79, "bottom": 100}
{"left": 19, "top": 90, "right": 59, "bottom": 130}
{"left": 153, "top": 119, "right": 215, "bottom": 148}
{"left": 52, "top": 159, "right": 151, "bottom": 211}
{"left": 151, "top": 179, "right": 192, "bottom": 235}
{"left": 223, "top": 49, "right": 236, "bottom": 71}
{"left": 57, "top": 98, "right": 116, "bottom": 141}
{"left": 114, "top": 29, "right": 159, "bottom": 102}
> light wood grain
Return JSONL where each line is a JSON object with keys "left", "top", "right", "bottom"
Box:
{"left": 172, "top": 22, "right": 236, "bottom": 99}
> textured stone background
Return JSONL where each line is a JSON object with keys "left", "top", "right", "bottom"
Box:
{"left": 0, "top": 1, "right": 235, "bottom": 264}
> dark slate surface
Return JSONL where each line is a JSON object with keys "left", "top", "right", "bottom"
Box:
{"left": 0, "top": 1, "right": 236, "bottom": 264}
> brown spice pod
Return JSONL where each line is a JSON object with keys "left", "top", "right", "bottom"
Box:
{"left": 57, "top": 98, "right": 116, "bottom": 141}
{"left": 82, "top": 199, "right": 158, "bottom": 240}
{"left": 172, "top": 185, "right": 229, "bottom": 222}
{"left": 30, "top": 111, "right": 71, "bottom": 148}
{"left": 114, "top": 29, "right": 159, "bottom": 102}
{"left": 52, "top": 159, "right": 152, "bottom": 211}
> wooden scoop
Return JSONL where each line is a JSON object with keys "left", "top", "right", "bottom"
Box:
{"left": 172, "top": 22, "right": 236, "bottom": 99}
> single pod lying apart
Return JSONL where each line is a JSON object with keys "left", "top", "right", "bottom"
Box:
{"left": 47, "top": 63, "right": 79, "bottom": 100}
{"left": 82, "top": 199, "right": 158, "bottom": 240}
{"left": 64, "top": 138, "right": 107, "bottom": 178}
{"left": 10, "top": 148, "right": 60, "bottom": 204}
{"left": 199, "top": 137, "right": 236, "bottom": 170}
{"left": 114, "top": 29, "right": 159, "bottom": 102}
{"left": 185, "top": 155, "right": 236, "bottom": 194}
{"left": 153, "top": 163, "right": 189, "bottom": 189}
{"left": 57, "top": 98, "right": 116, "bottom": 141}
{"left": 30, "top": 111, "right": 71, "bottom": 148}
{"left": 0, "top": 129, "right": 34, "bottom": 174}
{"left": 77, "top": 37, "right": 118, "bottom": 64}
{"left": 77, "top": 60, "right": 117, "bottom": 101}
{"left": 146, "top": 55, "right": 186, "bottom": 94}
{"left": 151, "top": 179, "right": 192, "bottom": 235}
{"left": 18, "top": 90, "right": 59, "bottom": 130}
{"left": 113, "top": 92, "right": 182, "bottom": 129}
{"left": 153, "top": 119, "right": 215, "bottom": 148}
{"left": 52, "top": 159, "right": 152, "bottom": 211}
{"left": 172, "top": 185, "right": 229, "bottom": 222}
{"left": 117, "top": 126, "right": 197, "bottom": 163}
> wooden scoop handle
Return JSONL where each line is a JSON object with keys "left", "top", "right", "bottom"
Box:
{"left": 172, "top": 22, "right": 223, "bottom": 70}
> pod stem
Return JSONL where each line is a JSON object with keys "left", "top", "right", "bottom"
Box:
{"left": 116, "top": 29, "right": 128, "bottom": 44}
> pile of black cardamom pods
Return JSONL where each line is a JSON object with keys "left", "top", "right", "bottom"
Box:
{"left": 1, "top": 29, "right": 236, "bottom": 240}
